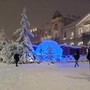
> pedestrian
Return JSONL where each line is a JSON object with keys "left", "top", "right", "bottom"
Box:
{"left": 14, "top": 53, "right": 20, "bottom": 67}
{"left": 73, "top": 50, "right": 80, "bottom": 68}
{"left": 86, "top": 48, "right": 90, "bottom": 68}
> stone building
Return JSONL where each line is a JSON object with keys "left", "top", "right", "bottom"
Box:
{"left": 40, "top": 12, "right": 90, "bottom": 47}
{"left": 60, "top": 13, "right": 90, "bottom": 47}
{"left": 41, "top": 11, "right": 75, "bottom": 43}
{"left": 75, "top": 13, "right": 90, "bottom": 46}
{"left": 61, "top": 21, "right": 78, "bottom": 45}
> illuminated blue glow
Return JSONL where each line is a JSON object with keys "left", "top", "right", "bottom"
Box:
{"left": 35, "top": 40, "right": 63, "bottom": 62}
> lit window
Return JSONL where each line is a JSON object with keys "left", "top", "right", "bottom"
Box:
{"left": 84, "top": 24, "right": 89, "bottom": 32}
{"left": 70, "top": 42, "right": 74, "bottom": 45}
{"left": 70, "top": 37, "right": 73, "bottom": 39}
{"left": 79, "top": 28, "right": 83, "bottom": 35}
{"left": 80, "top": 29, "right": 83, "bottom": 33}
{"left": 45, "top": 31, "right": 47, "bottom": 34}
{"left": 70, "top": 32, "right": 74, "bottom": 39}
{"left": 34, "top": 27, "right": 37, "bottom": 31}
{"left": 87, "top": 41, "right": 90, "bottom": 46}
{"left": 78, "top": 41, "right": 83, "bottom": 45}
{"left": 71, "top": 32, "right": 74, "bottom": 36}
{"left": 30, "top": 29, "right": 32, "bottom": 32}
{"left": 31, "top": 27, "right": 37, "bottom": 32}
{"left": 64, "top": 43, "right": 67, "bottom": 45}
{"left": 33, "top": 29, "right": 35, "bottom": 32}
{"left": 63, "top": 38, "right": 66, "bottom": 40}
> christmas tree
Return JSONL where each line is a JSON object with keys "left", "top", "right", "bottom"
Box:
{"left": 13, "top": 8, "right": 35, "bottom": 63}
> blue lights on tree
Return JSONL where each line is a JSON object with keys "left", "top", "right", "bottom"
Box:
{"left": 35, "top": 40, "right": 63, "bottom": 62}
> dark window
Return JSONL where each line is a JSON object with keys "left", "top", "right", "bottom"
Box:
{"left": 54, "top": 24, "right": 58, "bottom": 30}
{"left": 64, "top": 32, "right": 66, "bottom": 38}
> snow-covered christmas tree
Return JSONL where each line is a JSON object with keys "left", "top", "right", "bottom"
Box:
{"left": 13, "top": 7, "right": 35, "bottom": 63}
{"left": 0, "top": 8, "right": 35, "bottom": 64}
{"left": 0, "top": 29, "right": 9, "bottom": 50}
{"left": 0, "top": 29, "right": 15, "bottom": 63}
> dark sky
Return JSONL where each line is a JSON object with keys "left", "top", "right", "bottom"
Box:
{"left": 0, "top": 0, "right": 90, "bottom": 38}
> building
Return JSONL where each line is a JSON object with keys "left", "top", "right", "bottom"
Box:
{"left": 30, "top": 27, "right": 42, "bottom": 44}
{"left": 61, "top": 21, "right": 78, "bottom": 45}
{"left": 39, "top": 12, "right": 90, "bottom": 47}
{"left": 41, "top": 11, "right": 76, "bottom": 43}
{"left": 75, "top": 13, "right": 90, "bottom": 46}
{"left": 62, "top": 13, "right": 90, "bottom": 46}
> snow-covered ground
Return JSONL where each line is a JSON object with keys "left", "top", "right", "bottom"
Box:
{"left": 0, "top": 62, "right": 90, "bottom": 90}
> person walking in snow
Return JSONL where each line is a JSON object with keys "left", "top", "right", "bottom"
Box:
{"left": 14, "top": 53, "right": 20, "bottom": 67}
{"left": 73, "top": 50, "right": 80, "bottom": 68}
{"left": 86, "top": 48, "right": 90, "bottom": 68}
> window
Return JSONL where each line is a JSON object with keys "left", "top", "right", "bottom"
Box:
{"left": 78, "top": 41, "right": 83, "bottom": 46}
{"left": 63, "top": 32, "right": 66, "bottom": 40}
{"left": 55, "top": 24, "right": 58, "bottom": 27}
{"left": 70, "top": 42, "right": 74, "bottom": 45}
{"left": 64, "top": 32, "right": 66, "bottom": 38}
{"left": 70, "top": 37, "right": 73, "bottom": 39}
{"left": 87, "top": 41, "right": 90, "bottom": 46}
{"left": 35, "top": 34, "right": 37, "bottom": 37}
{"left": 45, "top": 31, "right": 47, "bottom": 34}
{"left": 54, "top": 24, "right": 58, "bottom": 30}
{"left": 63, "top": 38, "right": 66, "bottom": 40}
{"left": 55, "top": 33, "right": 58, "bottom": 38}
{"left": 48, "top": 30, "right": 51, "bottom": 35}
{"left": 84, "top": 24, "right": 89, "bottom": 32}
{"left": 70, "top": 32, "right": 74, "bottom": 39}
{"left": 30, "top": 29, "right": 33, "bottom": 32}
{"left": 71, "top": 32, "right": 74, "bottom": 37}
{"left": 79, "top": 28, "right": 83, "bottom": 35}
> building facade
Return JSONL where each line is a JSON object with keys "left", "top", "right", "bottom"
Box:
{"left": 40, "top": 13, "right": 90, "bottom": 47}
{"left": 75, "top": 13, "right": 90, "bottom": 46}
{"left": 41, "top": 11, "right": 75, "bottom": 43}
{"left": 61, "top": 21, "right": 76, "bottom": 45}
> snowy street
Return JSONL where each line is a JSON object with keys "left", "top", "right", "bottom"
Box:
{"left": 0, "top": 62, "right": 90, "bottom": 90}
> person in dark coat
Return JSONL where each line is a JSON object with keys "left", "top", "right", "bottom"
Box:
{"left": 86, "top": 48, "right": 90, "bottom": 68}
{"left": 73, "top": 50, "right": 80, "bottom": 67}
{"left": 14, "top": 53, "right": 20, "bottom": 67}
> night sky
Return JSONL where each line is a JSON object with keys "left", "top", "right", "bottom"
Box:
{"left": 0, "top": 0, "right": 90, "bottom": 38}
